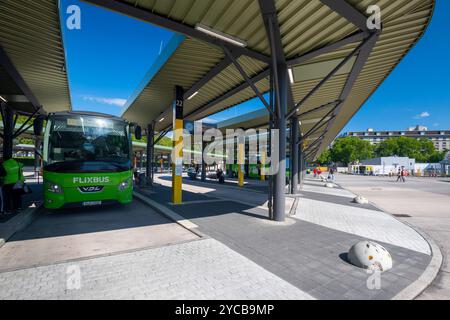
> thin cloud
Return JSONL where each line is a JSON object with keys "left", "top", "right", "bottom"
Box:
{"left": 201, "top": 117, "right": 219, "bottom": 124}
{"left": 82, "top": 96, "right": 127, "bottom": 107}
{"left": 414, "top": 111, "right": 430, "bottom": 119}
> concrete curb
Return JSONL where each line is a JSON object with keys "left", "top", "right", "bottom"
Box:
{"left": 329, "top": 178, "right": 443, "bottom": 300}
{"left": 392, "top": 223, "right": 443, "bottom": 300}
{"left": 0, "top": 205, "right": 42, "bottom": 248}
{"left": 133, "top": 191, "right": 207, "bottom": 239}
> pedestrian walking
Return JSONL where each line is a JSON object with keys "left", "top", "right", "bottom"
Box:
{"left": 313, "top": 168, "right": 317, "bottom": 178}
{"left": 401, "top": 168, "right": 407, "bottom": 183}
{"left": 396, "top": 168, "right": 402, "bottom": 182}
{"left": 328, "top": 168, "right": 335, "bottom": 181}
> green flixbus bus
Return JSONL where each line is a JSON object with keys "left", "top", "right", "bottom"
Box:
{"left": 41, "top": 111, "right": 139, "bottom": 209}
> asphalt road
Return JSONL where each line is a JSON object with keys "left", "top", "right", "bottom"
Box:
{"left": 336, "top": 174, "right": 450, "bottom": 299}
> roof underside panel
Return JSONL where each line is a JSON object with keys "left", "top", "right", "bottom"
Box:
{"left": 122, "top": 37, "right": 226, "bottom": 129}
{"left": 113, "top": 0, "right": 433, "bottom": 159}
{"left": 0, "top": 0, "right": 71, "bottom": 114}
{"left": 315, "top": 0, "right": 435, "bottom": 160}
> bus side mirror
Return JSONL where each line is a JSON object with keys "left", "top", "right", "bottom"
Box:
{"left": 135, "top": 125, "right": 142, "bottom": 140}
{"left": 34, "top": 115, "right": 45, "bottom": 136}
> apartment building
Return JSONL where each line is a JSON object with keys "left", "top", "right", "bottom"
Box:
{"left": 342, "top": 125, "right": 450, "bottom": 151}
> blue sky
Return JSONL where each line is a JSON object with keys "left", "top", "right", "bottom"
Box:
{"left": 60, "top": 0, "right": 449, "bottom": 131}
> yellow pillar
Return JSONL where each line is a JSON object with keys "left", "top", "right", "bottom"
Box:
{"left": 260, "top": 152, "right": 266, "bottom": 181}
{"left": 172, "top": 86, "right": 184, "bottom": 204}
{"left": 238, "top": 140, "right": 244, "bottom": 187}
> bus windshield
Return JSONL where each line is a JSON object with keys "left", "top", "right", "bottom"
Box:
{"left": 44, "top": 115, "right": 131, "bottom": 171}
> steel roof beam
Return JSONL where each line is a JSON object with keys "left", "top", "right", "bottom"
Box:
{"left": 185, "top": 68, "right": 271, "bottom": 121}
{"left": 339, "top": 32, "right": 380, "bottom": 101}
{"left": 184, "top": 56, "right": 236, "bottom": 101}
{"left": 147, "top": 23, "right": 366, "bottom": 131}
{"left": 323, "top": 31, "right": 380, "bottom": 140}
{"left": 304, "top": 145, "right": 320, "bottom": 159}
{"left": 298, "top": 100, "right": 340, "bottom": 118}
{"left": 286, "top": 35, "right": 372, "bottom": 120}
{"left": 154, "top": 55, "right": 237, "bottom": 124}
{"left": 298, "top": 108, "right": 337, "bottom": 144}
{"left": 82, "top": 0, "right": 271, "bottom": 64}
{"left": 303, "top": 132, "right": 326, "bottom": 154}
{"left": 12, "top": 106, "right": 42, "bottom": 138}
{"left": 320, "top": 0, "right": 369, "bottom": 32}
{"left": 183, "top": 30, "right": 365, "bottom": 126}
{"left": 0, "top": 46, "right": 41, "bottom": 112}
{"left": 153, "top": 126, "right": 171, "bottom": 147}
{"left": 222, "top": 46, "right": 273, "bottom": 116}
{"left": 287, "top": 31, "right": 368, "bottom": 67}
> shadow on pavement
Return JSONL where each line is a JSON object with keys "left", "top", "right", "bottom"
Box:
{"left": 8, "top": 199, "right": 176, "bottom": 242}
{"left": 139, "top": 182, "right": 270, "bottom": 221}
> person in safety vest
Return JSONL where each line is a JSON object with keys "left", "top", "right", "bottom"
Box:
{"left": 0, "top": 158, "right": 24, "bottom": 214}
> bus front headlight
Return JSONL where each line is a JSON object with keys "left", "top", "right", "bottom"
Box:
{"left": 118, "top": 178, "right": 131, "bottom": 191}
{"left": 46, "top": 181, "right": 62, "bottom": 193}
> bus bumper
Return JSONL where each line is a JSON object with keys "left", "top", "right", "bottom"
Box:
{"left": 44, "top": 186, "right": 133, "bottom": 209}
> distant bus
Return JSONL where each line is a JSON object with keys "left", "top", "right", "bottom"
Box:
{"left": 226, "top": 163, "right": 291, "bottom": 179}
{"left": 42, "top": 111, "right": 134, "bottom": 209}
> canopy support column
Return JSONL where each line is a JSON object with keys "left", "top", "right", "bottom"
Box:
{"left": 237, "top": 135, "right": 245, "bottom": 187}
{"left": 260, "top": 0, "right": 288, "bottom": 221}
{"left": 172, "top": 86, "right": 184, "bottom": 204}
{"left": 272, "top": 65, "right": 287, "bottom": 221}
{"left": 201, "top": 139, "right": 206, "bottom": 182}
{"left": 298, "top": 144, "right": 304, "bottom": 186}
{"left": 146, "top": 123, "right": 154, "bottom": 185}
{"left": 290, "top": 117, "right": 299, "bottom": 194}
{"left": 273, "top": 64, "right": 288, "bottom": 221}
{"left": 1, "top": 103, "right": 14, "bottom": 160}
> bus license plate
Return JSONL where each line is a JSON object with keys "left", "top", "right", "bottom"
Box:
{"left": 83, "top": 201, "right": 102, "bottom": 206}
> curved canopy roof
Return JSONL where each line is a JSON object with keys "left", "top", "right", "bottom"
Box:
{"left": 0, "top": 0, "right": 71, "bottom": 115}
{"left": 84, "top": 0, "right": 434, "bottom": 160}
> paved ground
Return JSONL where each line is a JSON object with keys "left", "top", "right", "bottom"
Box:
{"left": 295, "top": 190, "right": 430, "bottom": 254}
{"left": 0, "top": 173, "right": 436, "bottom": 300}
{"left": 336, "top": 174, "right": 450, "bottom": 299}
{"left": 0, "top": 200, "right": 198, "bottom": 272}
{"left": 0, "top": 238, "right": 311, "bottom": 300}
{"left": 135, "top": 174, "right": 432, "bottom": 299}
{"left": 0, "top": 181, "right": 313, "bottom": 300}
{"left": 157, "top": 175, "right": 295, "bottom": 214}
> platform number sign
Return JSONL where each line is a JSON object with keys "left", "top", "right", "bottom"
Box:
{"left": 174, "top": 86, "right": 184, "bottom": 120}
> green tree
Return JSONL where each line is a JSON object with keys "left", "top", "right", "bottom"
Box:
{"left": 329, "top": 137, "right": 374, "bottom": 165}
{"left": 375, "top": 137, "right": 440, "bottom": 163}
{"left": 428, "top": 150, "right": 446, "bottom": 163}
{"left": 316, "top": 149, "right": 331, "bottom": 165}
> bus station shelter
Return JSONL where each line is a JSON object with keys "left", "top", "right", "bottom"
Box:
{"left": 0, "top": 0, "right": 72, "bottom": 159}
{"left": 83, "top": 0, "right": 434, "bottom": 221}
